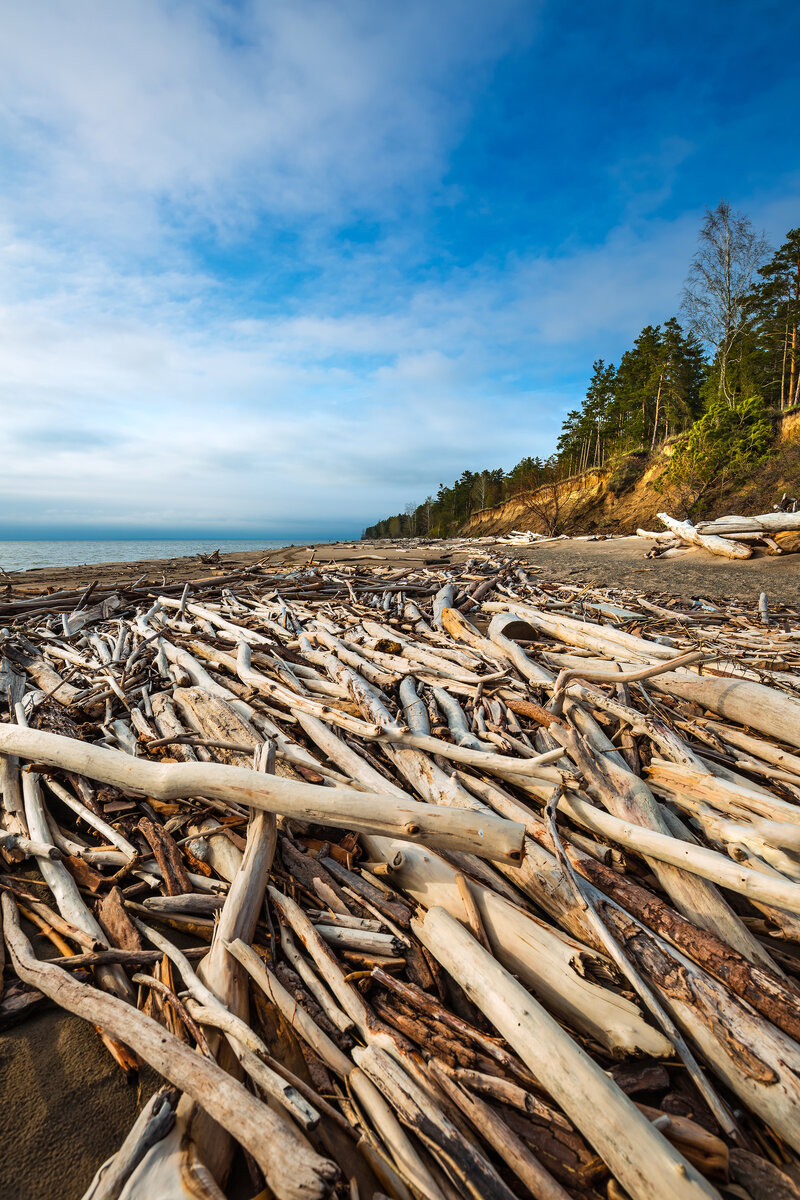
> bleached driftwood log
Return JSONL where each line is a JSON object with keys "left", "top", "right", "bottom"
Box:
{"left": 657, "top": 513, "right": 752, "bottom": 558}
{"left": 0, "top": 725, "right": 524, "bottom": 862}
{"left": 697, "top": 512, "right": 800, "bottom": 534}
{"left": 413, "top": 906, "right": 718, "bottom": 1200}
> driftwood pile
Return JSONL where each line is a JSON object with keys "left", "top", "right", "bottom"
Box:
{"left": 3, "top": 551, "right": 800, "bottom": 1199}
{"left": 639, "top": 511, "right": 800, "bottom": 560}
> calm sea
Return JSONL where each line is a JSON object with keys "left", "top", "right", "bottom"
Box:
{"left": 0, "top": 539, "right": 323, "bottom": 574}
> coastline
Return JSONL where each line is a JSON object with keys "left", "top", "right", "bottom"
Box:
{"left": 3, "top": 532, "right": 800, "bottom": 1200}
{"left": 6, "top": 533, "right": 800, "bottom": 604}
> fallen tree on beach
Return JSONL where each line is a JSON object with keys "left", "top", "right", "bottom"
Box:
{"left": 636, "top": 509, "right": 800, "bottom": 560}
{"left": 3, "top": 548, "right": 800, "bottom": 1198}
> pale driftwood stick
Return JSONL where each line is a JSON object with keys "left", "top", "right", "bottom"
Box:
{"left": 143, "top": 894, "right": 225, "bottom": 916}
{"left": 428, "top": 1058, "right": 571, "bottom": 1200}
{"left": 482, "top": 601, "right": 677, "bottom": 662}
{"left": 697, "top": 511, "right": 800, "bottom": 534}
{"left": 353, "top": 1043, "right": 518, "bottom": 1200}
{"left": 646, "top": 759, "right": 800, "bottom": 827}
{"left": 550, "top": 649, "right": 708, "bottom": 715}
{"left": 2, "top": 894, "right": 338, "bottom": 1200}
{"left": 557, "top": 791, "right": 800, "bottom": 915}
{"left": 0, "top": 745, "right": 27, "bottom": 837}
{"left": 14, "top": 719, "right": 133, "bottom": 1001}
{"left": 315, "top": 924, "right": 402, "bottom": 955}
{"left": 0, "top": 725, "right": 524, "bottom": 862}
{"left": 183, "top": 999, "right": 321, "bottom": 1130}
{"left": 44, "top": 777, "right": 137, "bottom": 858}
{"left": 278, "top": 924, "right": 355, "bottom": 1034}
{"left": 636, "top": 528, "right": 677, "bottom": 542}
{"left": 700, "top": 720, "right": 800, "bottom": 776}
{"left": 227, "top": 938, "right": 352, "bottom": 1075}
{"left": 377, "top": 729, "right": 563, "bottom": 780}
{"left": 0, "top": 830, "right": 61, "bottom": 860}
{"left": 134, "top": 915, "right": 315, "bottom": 1134}
{"left": 22, "top": 895, "right": 104, "bottom": 951}
{"left": 307, "top": 910, "right": 382, "bottom": 932}
{"left": 81, "top": 1087, "right": 178, "bottom": 1200}
{"left": 429, "top": 685, "right": 493, "bottom": 752}
{"left": 413, "top": 906, "right": 717, "bottom": 1200}
{"left": 132, "top": 973, "right": 215, "bottom": 1058}
{"left": 543, "top": 792, "right": 738, "bottom": 1141}
{"left": 455, "top": 873, "right": 491, "bottom": 951}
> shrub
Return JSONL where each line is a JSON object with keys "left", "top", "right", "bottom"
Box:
{"left": 664, "top": 395, "right": 772, "bottom": 515}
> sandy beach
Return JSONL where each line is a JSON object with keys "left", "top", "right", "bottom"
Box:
{"left": 3, "top": 533, "right": 800, "bottom": 1199}
{"left": 5, "top": 534, "right": 800, "bottom": 604}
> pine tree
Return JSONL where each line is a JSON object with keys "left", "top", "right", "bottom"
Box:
{"left": 753, "top": 229, "right": 800, "bottom": 408}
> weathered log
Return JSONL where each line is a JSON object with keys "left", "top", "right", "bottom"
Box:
{"left": 413, "top": 906, "right": 718, "bottom": 1200}
{"left": 0, "top": 724, "right": 524, "bottom": 861}
{"left": 657, "top": 513, "right": 752, "bottom": 558}
{"left": 428, "top": 1057, "right": 571, "bottom": 1200}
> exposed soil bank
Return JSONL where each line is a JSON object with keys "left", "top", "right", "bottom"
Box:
{"left": 464, "top": 412, "right": 800, "bottom": 542}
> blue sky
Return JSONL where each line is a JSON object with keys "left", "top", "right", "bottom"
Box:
{"left": 0, "top": 0, "right": 798, "bottom": 538}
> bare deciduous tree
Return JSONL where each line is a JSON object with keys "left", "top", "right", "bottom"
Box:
{"left": 404, "top": 502, "right": 417, "bottom": 536}
{"left": 522, "top": 476, "right": 584, "bottom": 536}
{"left": 682, "top": 201, "right": 770, "bottom": 405}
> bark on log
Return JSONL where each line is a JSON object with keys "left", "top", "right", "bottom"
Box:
{"left": 412, "top": 906, "right": 718, "bottom": 1200}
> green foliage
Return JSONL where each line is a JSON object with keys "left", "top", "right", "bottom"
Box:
{"left": 664, "top": 395, "right": 772, "bottom": 515}
{"left": 361, "top": 457, "right": 555, "bottom": 539}
{"left": 554, "top": 321, "right": 707, "bottom": 474}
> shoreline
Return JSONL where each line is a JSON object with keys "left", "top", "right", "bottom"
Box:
{"left": 5, "top": 532, "right": 800, "bottom": 604}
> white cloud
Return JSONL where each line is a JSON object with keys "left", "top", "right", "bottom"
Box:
{"left": 0, "top": 0, "right": 531, "bottom": 245}
{"left": 0, "top": 2, "right": 797, "bottom": 535}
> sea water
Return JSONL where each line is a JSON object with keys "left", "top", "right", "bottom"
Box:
{"left": 0, "top": 539, "right": 321, "bottom": 574}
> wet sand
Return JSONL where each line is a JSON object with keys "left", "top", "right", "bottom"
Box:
{"left": 1, "top": 1001, "right": 160, "bottom": 1200}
